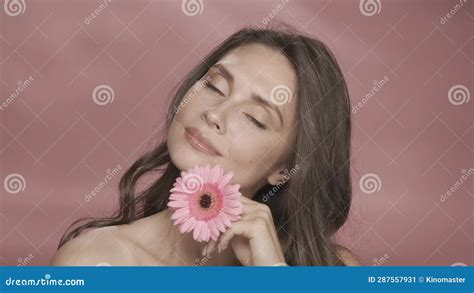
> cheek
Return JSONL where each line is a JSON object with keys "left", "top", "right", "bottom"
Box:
{"left": 231, "top": 142, "right": 261, "bottom": 167}
{"left": 228, "top": 135, "right": 282, "bottom": 171}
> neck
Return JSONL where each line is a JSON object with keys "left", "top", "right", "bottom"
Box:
{"left": 139, "top": 209, "right": 239, "bottom": 266}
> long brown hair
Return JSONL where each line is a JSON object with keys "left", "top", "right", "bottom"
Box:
{"left": 58, "top": 25, "right": 352, "bottom": 266}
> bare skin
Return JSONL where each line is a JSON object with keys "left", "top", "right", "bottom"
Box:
{"left": 51, "top": 43, "right": 361, "bottom": 266}
{"left": 50, "top": 208, "right": 361, "bottom": 266}
{"left": 51, "top": 209, "right": 241, "bottom": 266}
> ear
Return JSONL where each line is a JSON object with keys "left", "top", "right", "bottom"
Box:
{"left": 267, "top": 166, "right": 290, "bottom": 186}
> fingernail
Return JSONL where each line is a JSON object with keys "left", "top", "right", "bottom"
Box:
{"left": 202, "top": 244, "right": 208, "bottom": 256}
{"left": 207, "top": 243, "right": 215, "bottom": 254}
{"left": 220, "top": 241, "right": 227, "bottom": 251}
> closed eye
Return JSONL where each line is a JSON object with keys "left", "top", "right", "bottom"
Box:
{"left": 205, "top": 80, "right": 267, "bottom": 130}
{"left": 206, "top": 82, "right": 224, "bottom": 97}
{"left": 244, "top": 113, "right": 267, "bottom": 130}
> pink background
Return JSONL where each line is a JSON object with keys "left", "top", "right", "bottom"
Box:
{"left": 1, "top": 0, "right": 472, "bottom": 266}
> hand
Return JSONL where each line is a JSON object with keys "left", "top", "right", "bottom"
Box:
{"left": 204, "top": 196, "right": 286, "bottom": 266}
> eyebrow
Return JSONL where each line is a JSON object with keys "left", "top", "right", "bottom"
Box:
{"left": 210, "top": 63, "right": 284, "bottom": 127}
{"left": 211, "top": 63, "right": 234, "bottom": 84}
{"left": 251, "top": 93, "right": 284, "bottom": 127}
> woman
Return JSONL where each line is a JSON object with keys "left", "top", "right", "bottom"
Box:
{"left": 51, "top": 26, "right": 361, "bottom": 266}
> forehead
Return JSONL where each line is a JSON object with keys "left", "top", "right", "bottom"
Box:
{"left": 219, "top": 43, "right": 297, "bottom": 89}
{"left": 215, "top": 43, "right": 298, "bottom": 128}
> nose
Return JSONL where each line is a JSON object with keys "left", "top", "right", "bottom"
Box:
{"left": 201, "top": 107, "right": 226, "bottom": 134}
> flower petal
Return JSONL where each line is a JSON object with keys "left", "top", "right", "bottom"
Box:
{"left": 217, "top": 172, "right": 233, "bottom": 189}
{"left": 222, "top": 206, "right": 241, "bottom": 216}
{"left": 175, "top": 214, "right": 191, "bottom": 225}
{"left": 223, "top": 185, "right": 240, "bottom": 196}
{"left": 209, "top": 165, "right": 221, "bottom": 183}
{"left": 180, "top": 217, "right": 196, "bottom": 233}
{"left": 193, "top": 220, "right": 204, "bottom": 241}
{"left": 214, "top": 215, "right": 226, "bottom": 232}
{"left": 202, "top": 223, "right": 210, "bottom": 242}
{"left": 170, "top": 186, "right": 191, "bottom": 194}
{"left": 221, "top": 214, "right": 232, "bottom": 228}
{"left": 169, "top": 193, "right": 189, "bottom": 201}
{"left": 226, "top": 213, "right": 241, "bottom": 222}
{"left": 171, "top": 207, "right": 189, "bottom": 220}
{"left": 168, "top": 200, "right": 188, "bottom": 208}
{"left": 208, "top": 220, "right": 220, "bottom": 239}
{"left": 223, "top": 199, "right": 242, "bottom": 209}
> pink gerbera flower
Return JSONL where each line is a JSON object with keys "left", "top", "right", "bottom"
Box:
{"left": 167, "top": 164, "right": 243, "bottom": 242}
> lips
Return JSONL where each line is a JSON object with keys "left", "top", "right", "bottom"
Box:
{"left": 184, "top": 127, "right": 222, "bottom": 157}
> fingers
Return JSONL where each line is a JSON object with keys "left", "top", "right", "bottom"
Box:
{"left": 240, "top": 201, "right": 274, "bottom": 234}
{"left": 204, "top": 197, "right": 279, "bottom": 257}
{"left": 203, "top": 240, "right": 218, "bottom": 255}
{"left": 217, "top": 220, "right": 255, "bottom": 252}
{"left": 240, "top": 197, "right": 273, "bottom": 219}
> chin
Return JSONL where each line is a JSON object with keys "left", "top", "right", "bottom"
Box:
{"left": 168, "top": 142, "right": 219, "bottom": 172}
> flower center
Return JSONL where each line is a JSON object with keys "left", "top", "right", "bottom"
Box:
{"left": 199, "top": 193, "right": 213, "bottom": 209}
{"left": 190, "top": 183, "right": 223, "bottom": 220}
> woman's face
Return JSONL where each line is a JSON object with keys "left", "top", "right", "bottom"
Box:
{"left": 167, "top": 43, "right": 298, "bottom": 196}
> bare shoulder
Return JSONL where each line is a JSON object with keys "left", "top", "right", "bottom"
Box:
{"left": 335, "top": 245, "right": 362, "bottom": 266}
{"left": 50, "top": 226, "right": 135, "bottom": 266}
